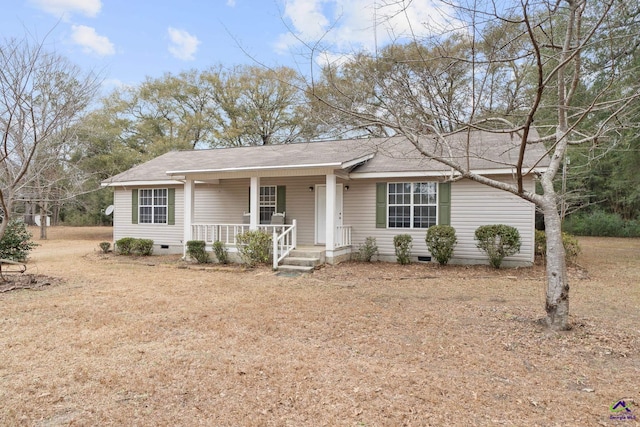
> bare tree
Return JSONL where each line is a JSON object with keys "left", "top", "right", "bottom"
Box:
{"left": 0, "top": 35, "right": 100, "bottom": 239}
{"left": 307, "top": 0, "right": 640, "bottom": 329}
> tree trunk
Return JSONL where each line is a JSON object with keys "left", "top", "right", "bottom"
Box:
{"left": 39, "top": 203, "right": 48, "bottom": 240}
{"left": 542, "top": 195, "right": 569, "bottom": 330}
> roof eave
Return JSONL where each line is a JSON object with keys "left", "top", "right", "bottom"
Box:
{"left": 101, "top": 179, "right": 183, "bottom": 187}
{"left": 350, "top": 166, "right": 548, "bottom": 179}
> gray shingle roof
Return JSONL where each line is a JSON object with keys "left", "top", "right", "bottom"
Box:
{"left": 102, "top": 131, "right": 549, "bottom": 185}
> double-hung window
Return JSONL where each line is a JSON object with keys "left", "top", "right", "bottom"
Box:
{"left": 388, "top": 182, "right": 437, "bottom": 228}
{"left": 139, "top": 188, "right": 168, "bottom": 224}
{"left": 259, "top": 186, "right": 277, "bottom": 224}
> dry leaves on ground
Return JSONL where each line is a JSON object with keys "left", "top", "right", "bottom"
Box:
{"left": 0, "top": 227, "right": 638, "bottom": 426}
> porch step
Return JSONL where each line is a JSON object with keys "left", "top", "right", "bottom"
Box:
{"left": 281, "top": 256, "right": 320, "bottom": 267}
{"left": 288, "top": 249, "right": 326, "bottom": 264}
{"left": 277, "top": 251, "right": 323, "bottom": 273}
{"left": 277, "top": 264, "right": 316, "bottom": 273}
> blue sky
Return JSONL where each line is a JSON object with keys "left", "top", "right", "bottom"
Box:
{"left": 2, "top": 0, "right": 457, "bottom": 91}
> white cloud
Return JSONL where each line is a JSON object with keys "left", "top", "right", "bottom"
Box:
{"left": 226, "top": 0, "right": 236, "bottom": 6}
{"left": 70, "top": 25, "right": 115, "bottom": 56}
{"left": 276, "top": 0, "right": 461, "bottom": 58}
{"left": 167, "top": 27, "right": 200, "bottom": 61}
{"left": 30, "top": 0, "right": 101, "bottom": 18}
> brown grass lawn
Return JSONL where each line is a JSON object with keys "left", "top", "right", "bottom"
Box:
{"left": 0, "top": 227, "right": 638, "bottom": 426}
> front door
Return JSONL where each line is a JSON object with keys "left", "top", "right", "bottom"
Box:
{"left": 315, "top": 184, "right": 343, "bottom": 244}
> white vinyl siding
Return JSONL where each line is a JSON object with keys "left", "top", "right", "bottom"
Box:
{"left": 345, "top": 177, "right": 536, "bottom": 265}
{"left": 449, "top": 178, "right": 535, "bottom": 265}
{"left": 113, "top": 185, "right": 184, "bottom": 253}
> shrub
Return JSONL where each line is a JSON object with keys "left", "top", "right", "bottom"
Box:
{"left": 236, "top": 230, "right": 272, "bottom": 267}
{"left": 474, "top": 224, "right": 521, "bottom": 269}
{"left": 132, "top": 239, "right": 154, "bottom": 256}
{"left": 0, "top": 219, "right": 38, "bottom": 262}
{"left": 563, "top": 210, "right": 640, "bottom": 237}
{"left": 534, "top": 229, "right": 546, "bottom": 259}
{"left": 355, "top": 237, "right": 378, "bottom": 262}
{"left": 115, "top": 237, "right": 136, "bottom": 255}
{"left": 116, "top": 237, "right": 153, "bottom": 256}
{"left": 393, "top": 234, "right": 413, "bottom": 265}
{"left": 99, "top": 241, "right": 111, "bottom": 253}
{"left": 425, "top": 225, "right": 457, "bottom": 265}
{"left": 535, "top": 230, "right": 581, "bottom": 264}
{"left": 186, "top": 240, "right": 209, "bottom": 264}
{"left": 562, "top": 232, "right": 581, "bottom": 263}
{"left": 212, "top": 240, "right": 228, "bottom": 264}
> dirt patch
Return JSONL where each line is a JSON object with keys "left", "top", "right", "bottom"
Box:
{"left": 0, "top": 227, "right": 638, "bottom": 426}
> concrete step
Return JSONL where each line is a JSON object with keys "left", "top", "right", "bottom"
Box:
{"left": 277, "top": 264, "right": 315, "bottom": 273}
{"left": 281, "top": 256, "right": 320, "bottom": 268}
{"left": 288, "top": 249, "right": 325, "bottom": 262}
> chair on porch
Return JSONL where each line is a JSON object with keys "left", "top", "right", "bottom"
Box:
{"left": 271, "top": 212, "right": 285, "bottom": 233}
{"left": 270, "top": 212, "right": 285, "bottom": 225}
{"left": 242, "top": 212, "right": 250, "bottom": 224}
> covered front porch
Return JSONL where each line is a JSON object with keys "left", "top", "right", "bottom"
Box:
{"left": 177, "top": 172, "right": 355, "bottom": 269}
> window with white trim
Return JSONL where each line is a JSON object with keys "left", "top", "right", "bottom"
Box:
{"left": 388, "top": 182, "right": 437, "bottom": 228}
{"left": 139, "top": 188, "right": 168, "bottom": 224}
{"left": 259, "top": 186, "right": 277, "bottom": 224}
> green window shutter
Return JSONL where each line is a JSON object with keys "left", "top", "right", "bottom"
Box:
{"left": 438, "top": 181, "right": 451, "bottom": 225}
{"left": 276, "top": 186, "right": 286, "bottom": 214}
{"left": 167, "top": 188, "right": 175, "bottom": 225}
{"left": 376, "top": 182, "right": 387, "bottom": 228}
{"left": 131, "top": 189, "right": 138, "bottom": 224}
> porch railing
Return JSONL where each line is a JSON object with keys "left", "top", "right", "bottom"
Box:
{"left": 335, "top": 225, "right": 352, "bottom": 248}
{"left": 273, "top": 219, "right": 297, "bottom": 269}
{"left": 190, "top": 221, "right": 297, "bottom": 269}
{"left": 192, "top": 223, "right": 247, "bottom": 245}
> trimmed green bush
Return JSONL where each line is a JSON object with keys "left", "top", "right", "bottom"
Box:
{"left": 99, "top": 241, "right": 111, "bottom": 253}
{"left": 474, "top": 224, "right": 521, "bottom": 268}
{"left": 425, "top": 225, "right": 457, "bottom": 265}
{"left": 393, "top": 234, "right": 413, "bottom": 265}
{"left": 187, "top": 240, "right": 209, "bottom": 264}
{"left": 132, "top": 239, "right": 154, "bottom": 256}
{"left": 0, "top": 219, "right": 38, "bottom": 262}
{"left": 212, "top": 240, "right": 228, "bottom": 264}
{"left": 116, "top": 237, "right": 154, "bottom": 256}
{"left": 355, "top": 237, "right": 378, "bottom": 262}
{"left": 535, "top": 230, "right": 581, "bottom": 264}
{"left": 236, "top": 230, "right": 272, "bottom": 267}
{"left": 115, "top": 237, "right": 136, "bottom": 255}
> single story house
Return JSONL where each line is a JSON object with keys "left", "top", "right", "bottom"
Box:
{"left": 102, "top": 132, "right": 548, "bottom": 269}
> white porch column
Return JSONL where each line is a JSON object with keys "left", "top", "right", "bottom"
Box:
{"left": 183, "top": 178, "right": 195, "bottom": 257}
{"left": 325, "top": 173, "right": 336, "bottom": 255}
{"left": 249, "top": 176, "right": 260, "bottom": 230}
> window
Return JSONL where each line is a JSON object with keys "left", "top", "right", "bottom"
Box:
{"left": 259, "top": 186, "right": 277, "bottom": 224}
{"left": 388, "top": 182, "right": 437, "bottom": 228}
{"left": 139, "top": 188, "right": 168, "bottom": 224}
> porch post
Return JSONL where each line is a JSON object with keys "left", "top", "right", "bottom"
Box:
{"left": 249, "top": 176, "right": 260, "bottom": 230}
{"left": 183, "top": 178, "right": 195, "bottom": 258}
{"left": 325, "top": 173, "right": 336, "bottom": 256}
